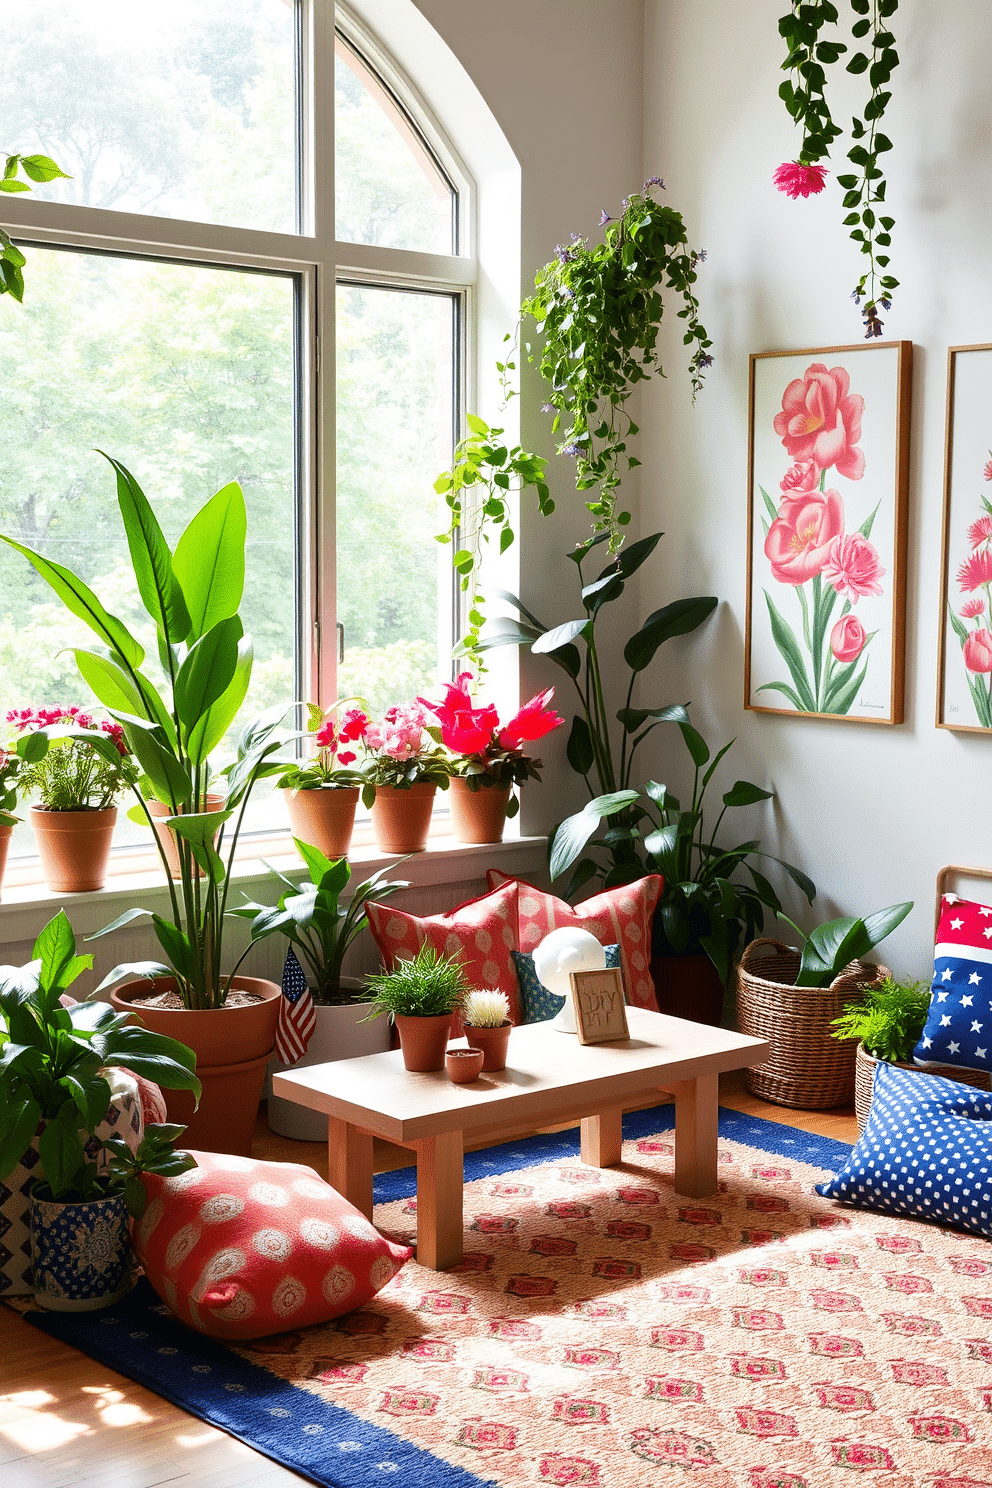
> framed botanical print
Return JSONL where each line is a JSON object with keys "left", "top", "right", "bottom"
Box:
{"left": 938, "top": 345, "right": 992, "bottom": 732}
{"left": 746, "top": 341, "right": 912, "bottom": 724}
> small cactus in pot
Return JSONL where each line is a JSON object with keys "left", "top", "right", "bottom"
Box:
{"left": 462, "top": 989, "right": 512, "bottom": 1073}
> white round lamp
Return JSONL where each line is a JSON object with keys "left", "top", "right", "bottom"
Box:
{"left": 532, "top": 927, "right": 607, "bottom": 1033}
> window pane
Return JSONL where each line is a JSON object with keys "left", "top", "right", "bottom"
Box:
{"left": 335, "top": 37, "right": 455, "bottom": 254}
{"left": 0, "top": 248, "right": 297, "bottom": 853}
{"left": 336, "top": 284, "right": 455, "bottom": 717}
{"left": 0, "top": 0, "right": 298, "bottom": 233}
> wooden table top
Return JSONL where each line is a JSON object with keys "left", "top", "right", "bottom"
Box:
{"left": 272, "top": 1007, "right": 769, "bottom": 1144}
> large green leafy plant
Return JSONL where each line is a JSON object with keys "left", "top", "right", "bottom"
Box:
{"left": 0, "top": 911, "right": 200, "bottom": 1202}
{"left": 1, "top": 454, "right": 287, "bottom": 1009}
{"left": 777, "top": 901, "right": 912, "bottom": 987}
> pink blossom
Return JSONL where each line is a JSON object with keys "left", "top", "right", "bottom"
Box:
{"left": 773, "top": 363, "right": 866, "bottom": 481}
{"left": 338, "top": 707, "right": 370, "bottom": 742}
{"left": 497, "top": 688, "right": 564, "bottom": 748}
{"left": 963, "top": 629, "right": 992, "bottom": 674}
{"left": 779, "top": 459, "right": 818, "bottom": 494}
{"left": 823, "top": 532, "right": 886, "bottom": 603}
{"left": 961, "top": 598, "right": 986, "bottom": 620}
{"left": 968, "top": 515, "right": 992, "bottom": 548}
{"left": 957, "top": 548, "right": 992, "bottom": 592}
{"left": 419, "top": 673, "right": 499, "bottom": 756}
{"left": 773, "top": 161, "right": 828, "bottom": 199}
{"left": 99, "top": 720, "right": 130, "bottom": 757}
{"left": 364, "top": 703, "right": 430, "bottom": 760}
{"left": 830, "top": 615, "right": 867, "bottom": 663}
{"left": 984, "top": 456, "right": 992, "bottom": 482}
{"left": 315, "top": 720, "right": 337, "bottom": 751}
{"left": 763, "top": 490, "right": 845, "bottom": 586}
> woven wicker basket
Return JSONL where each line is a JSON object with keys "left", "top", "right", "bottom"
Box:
{"left": 854, "top": 1042, "right": 991, "bottom": 1133}
{"left": 736, "top": 938, "right": 890, "bottom": 1110}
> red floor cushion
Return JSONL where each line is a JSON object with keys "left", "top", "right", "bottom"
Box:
{"left": 488, "top": 871, "right": 663, "bottom": 1012}
{"left": 134, "top": 1151, "right": 412, "bottom": 1340}
{"left": 365, "top": 877, "right": 523, "bottom": 1023}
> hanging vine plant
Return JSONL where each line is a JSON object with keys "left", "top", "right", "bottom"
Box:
{"left": 435, "top": 180, "right": 710, "bottom": 665}
{"left": 775, "top": 0, "right": 899, "bottom": 338}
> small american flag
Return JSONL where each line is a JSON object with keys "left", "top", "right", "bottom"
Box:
{"left": 275, "top": 947, "right": 316, "bottom": 1065}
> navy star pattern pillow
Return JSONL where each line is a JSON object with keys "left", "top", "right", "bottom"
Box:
{"left": 512, "top": 944, "right": 621, "bottom": 1024}
{"left": 816, "top": 1061, "right": 992, "bottom": 1237}
{"left": 912, "top": 892, "right": 992, "bottom": 1074}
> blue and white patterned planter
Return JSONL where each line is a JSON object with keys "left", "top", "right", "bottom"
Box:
{"left": 29, "top": 1189, "right": 136, "bottom": 1312}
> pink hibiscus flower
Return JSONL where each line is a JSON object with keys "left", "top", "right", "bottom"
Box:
{"left": 823, "top": 533, "right": 886, "bottom": 603}
{"left": 763, "top": 490, "right": 845, "bottom": 586}
{"left": 772, "top": 161, "right": 828, "bottom": 199}
{"left": 958, "top": 548, "right": 992, "bottom": 592}
{"left": 773, "top": 364, "right": 865, "bottom": 481}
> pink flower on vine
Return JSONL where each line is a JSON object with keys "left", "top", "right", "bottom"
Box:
{"left": 773, "top": 161, "right": 828, "bottom": 199}
{"left": 961, "top": 597, "right": 986, "bottom": 620}
{"left": 773, "top": 364, "right": 865, "bottom": 481}
{"left": 958, "top": 548, "right": 992, "bottom": 593}
{"left": 763, "top": 490, "right": 845, "bottom": 586}
{"left": 968, "top": 515, "right": 992, "bottom": 548}
{"left": 823, "top": 532, "right": 886, "bottom": 603}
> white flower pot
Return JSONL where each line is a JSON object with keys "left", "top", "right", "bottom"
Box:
{"left": 267, "top": 984, "right": 391, "bottom": 1141}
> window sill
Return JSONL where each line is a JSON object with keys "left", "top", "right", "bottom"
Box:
{"left": 0, "top": 831, "right": 549, "bottom": 945}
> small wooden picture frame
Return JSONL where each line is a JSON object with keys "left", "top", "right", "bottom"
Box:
{"left": 569, "top": 968, "right": 629, "bottom": 1045}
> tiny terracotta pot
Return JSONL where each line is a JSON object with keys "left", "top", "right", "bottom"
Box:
{"left": 464, "top": 1021, "right": 512, "bottom": 1072}
{"left": 30, "top": 805, "right": 117, "bottom": 893}
{"left": 146, "top": 794, "right": 226, "bottom": 880}
{"left": 370, "top": 782, "right": 437, "bottom": 854}
{"left": 0, "top": 822, "right": 12, "bottom": 903}
{"left": 446, "top": 1047, "right": 485, "bottom": 1084}
{"left": 448, "top": 778, "right": 512, "bottom": 845}
{"left": 285, "top": 785, "right": 359, "bottom": 860}
{"left": 394, "top": 1011, "right": 453, "bottom": 1072}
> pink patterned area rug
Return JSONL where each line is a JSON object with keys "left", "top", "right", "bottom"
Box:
{"left": 24, "top": 1107, "right": 992, "bottom": 1488}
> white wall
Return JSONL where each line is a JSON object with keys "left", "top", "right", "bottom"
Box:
{"left": 640, "top": 0, "right": 992, "bottom": 977}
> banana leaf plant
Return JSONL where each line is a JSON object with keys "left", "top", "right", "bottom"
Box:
{"left": 1, "top": 455, "right": 288, "bottom": 1009}
{"left": 776, "top": 902, "right": 913, "bottom": 989}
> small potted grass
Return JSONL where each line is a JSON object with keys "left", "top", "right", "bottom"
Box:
{"left": 363, "top": 945, "right": 466, "bottom": 1072}
{"left": 462, "top": 989, "right": 512, "bottom": 1072}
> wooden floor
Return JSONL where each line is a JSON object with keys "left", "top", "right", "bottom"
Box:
{"left": 1, "top": 1074, "right": 858, "bottom": 1488}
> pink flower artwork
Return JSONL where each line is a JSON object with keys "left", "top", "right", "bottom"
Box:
{"left": 963, "top": 629, "right": 992, "bottom": 674}
{"left": 947, "top": 458, "right": 992, "bottom": 726}
{"left": 763, "top": 491, "right": 845, "bottom": 586}
{"left": 773, "top": 363, "right": 865, "bottom": 481}
{"left": 822, "top": 533, "right": 886, "bottom": 603}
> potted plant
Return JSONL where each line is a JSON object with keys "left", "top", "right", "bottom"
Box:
{"left": 363, "top": 944, "right": 467, "bottom": 1072}
{"left": 736, "top": 901, "right": 913, "bottom": 1110}
{"left": 461, "top": 989, "right": 512, "bottom": 1072}
{"left": 0, "top": 742, "right": 23, "bottom": 901}
{"left": 360, "top": 703, "right": 451, "bottom": 854}
{"left": 419, "top": 673, "right": 563, "bottom": 844}
{"left": 1, "top": 456, "right": 289, "bottom": 1154}
{"left": 234, "top": 841, "right": 409, "bottom": 1139}
{"left": 830, "top": 975, "right": 990, "bottom": 1132}
{"left": 0, "top": 910, "right": 201, "bottom": 1302}
{"left": 8, "top": 706, "right": 139, "bottom": 892}
{"left": 275, "top": 701, "right": 370, "bottom": 860}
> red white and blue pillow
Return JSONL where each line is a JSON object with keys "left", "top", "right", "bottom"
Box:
{"left": 912, "top": 893, "right": 992, "bottom": 1074}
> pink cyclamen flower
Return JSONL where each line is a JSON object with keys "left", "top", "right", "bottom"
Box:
{"left": 830, "top": 614, "right": 867, "bottom": 664}
{"left": 763, "top": 490, "right": 845, "bottom": 587}
{"left": 968, "top": 515, "right": 992, "bottom": 548}
{"left": 963, "top": 629, "right": 992, "bottom": 673}
{"left": 773, "top": 363, "right": 866, "bottom": 481}
{"left": 957, "top": 547, "right": 992, "bottom": 592}
{"left": 779, "top": 459, "right": 819, "bottom": 494}
{"left": 961, "top": 598, "right": 986, "bottom": 620}
{"left": 823, "top": 532, "right": 886, "bottom": 602}
{"left": 497, "top": 688, "right": 564, "bottom": 749}
{"left": 773, "top": 161, "right": 828, "bottom": 199}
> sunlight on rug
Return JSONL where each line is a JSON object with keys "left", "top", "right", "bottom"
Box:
{"left": 21, "top": 1107, "right": 992, "bottom": 1488}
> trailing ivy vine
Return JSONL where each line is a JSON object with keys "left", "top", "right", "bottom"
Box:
{"left": 0, "top": 150, "right": 69, "bottom": 301}
{"left": 775, "top": 0, "right": 899, "bottom": 338}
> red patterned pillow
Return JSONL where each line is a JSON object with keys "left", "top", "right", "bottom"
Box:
{"left": 366, "top": 878, "right": 523, "bottom": 1024}
{"left": 488, "top": 871, "right": 663, "bottom": 1012}
{"left": 135, "top": 1151, "right": 411, "bottom": 1340}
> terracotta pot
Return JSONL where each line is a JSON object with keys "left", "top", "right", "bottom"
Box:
{"left": 267, "top": 984, "right": 391, "bottom": 1141}
{"left": 284, "top": 785, "right": 359, "bottom": 860}
{"left": 394, "top": 1011, "right": 453, "bottom": 1072}
{"left": 146, "top": 794, "right": 226, "bottom": 879}
{"left": 464, "top": 1020, "right": 512, "bottom": 1071}
{"left": 30, "top": 1187, "right": 135, "bottom": 1312}
{"left": 30, "top": 805, "right": 117, "bottom": 893}
{"left": 110, "top": 977, "right": 280, "bottom": 1156}
{"left": 370, "top": 782, "right": 437, "bottom": 854}
{"left": 0, "top": 822, "right": 12, "bottom": 902}
{"left": 448, "top": 778, "right": 512, "bottom": 844}
{"left": 446, "top": 1047, "right": 484, "bottom": 1084}
{"left": 650, "top": 952, "right": 725, "bottom": 1026}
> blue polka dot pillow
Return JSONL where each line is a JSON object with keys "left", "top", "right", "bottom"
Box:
{"left": 512, "top": 944, "right": 621, "bottom": 1024}
{"left": 912, "top": 892, "right": 992, "bottom": 1074}
{"left": 816, "top": 1061, "right": 992, "bottom": 1236}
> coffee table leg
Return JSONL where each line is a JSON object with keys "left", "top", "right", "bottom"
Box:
{"left": 327, "top": 1116, "right": 374, "bottom": 1219}
{"left": 580, "top": 1109, "right": 623, "bottom": 1167}
{"left": 671, "top": 1072, "right": 719, "bottom": 1197}
{"left": 414, "top": 1129, "right": 464, "bottom": 1270}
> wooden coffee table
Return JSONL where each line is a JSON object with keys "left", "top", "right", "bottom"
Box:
{"left": 273, "top": 1006, "right": 768, "bottom": 1270}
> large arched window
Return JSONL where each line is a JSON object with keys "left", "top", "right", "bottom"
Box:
{"left": 0, "top": 0, "right": 482, "bottom": 857}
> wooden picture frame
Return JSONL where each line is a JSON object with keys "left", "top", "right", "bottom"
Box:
{"left": 745, "top": 341, "right": 912, "bottom": 725}
{"left": 569, "top": 968, "right": 629, "bottom": 1045}
{"left": 937, "top": 345, "right": 992, "bottom": 733}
